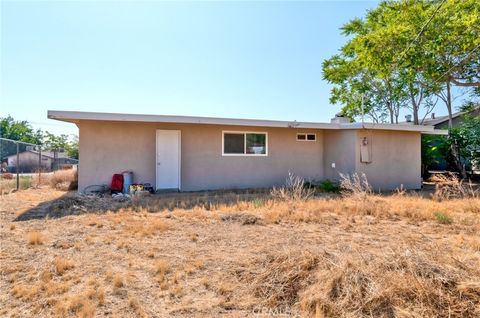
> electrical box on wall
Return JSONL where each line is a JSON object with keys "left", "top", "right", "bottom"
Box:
{"left": 360, "top": 137, "right": 371, "bottom": 163}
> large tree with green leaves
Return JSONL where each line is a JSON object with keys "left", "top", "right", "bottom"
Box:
{"left": 0, "top": 116, "right": 43, "bottom": 144}
{"left": 0, "top": 116, "right": 79, "bottom": 160}
{"left": 323, "top": 0, "right": 480, "bottom": 126}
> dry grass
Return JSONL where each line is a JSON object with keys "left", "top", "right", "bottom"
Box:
{"left": 54, "top": 257, "right": 75, "bottom": 275}
{"left": 112, "top": 274, "right": 124, "bottom": 288}
{"left": 155, "top": 259, "right": 170, "bottom": 276}
{"left": 271, "top": 171, "right": 314, "bottom": 201}
{"left": 1, "top": 184, "right": 479, "bottom": 317}
{"left": 49, "top": 169, "right": 78, "bottom": 191}
{"left": 26, "top": 231, "right": 44, "bottom": 245}
{"left": 430, "top": 173, "right": 479, "bottom": 200}
{"left": 299, "top": 248, "right": 480, "bottom": 317}
{"left": 128, "top": 294, "right": 147, "bottom": 317}
{"left": 0, "top": 176, "right": 32, "bottom": 194}
{"left": 29, "top": 168, "right": 78, "bottom": 191}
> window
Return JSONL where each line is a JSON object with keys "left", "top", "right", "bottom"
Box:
{"left": 223, "top": 132, "right": 267, "bottom": 156}
{"left": 297, "top": 133, "right": 316, "bottom": 142}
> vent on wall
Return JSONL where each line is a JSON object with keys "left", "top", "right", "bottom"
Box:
{"left": 297, "top": 133, "right": 316, "bottom": 141}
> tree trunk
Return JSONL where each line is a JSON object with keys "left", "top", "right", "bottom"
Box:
{"left": 387, "top": 102, "right": 394, "bottom": 124}
{"left": 408, "top": 84, "right": 420, "bottom": 125}
{"left": 451, "top": 141, "right": 467, "bottom": 179}
{"left": 446, "top": 81, "right": 453, "bottom": 129}
{"left": 445, "top": 80, "right": 467, "bottom": 179}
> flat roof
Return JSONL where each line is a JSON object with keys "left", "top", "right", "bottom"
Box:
{"left": 48, "top": 110, "right": 448, "bottom": 134}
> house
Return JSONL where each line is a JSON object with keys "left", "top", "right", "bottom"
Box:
{"left": 6, "top": 149, "right": 78, "bottom": 173}
{"left": 48, "top": 110, "right": 447, "bottom": 192}
{"left": 422, "top": 106, "right": 480, "bottom": 129}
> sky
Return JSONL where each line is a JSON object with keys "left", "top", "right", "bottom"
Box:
{"left": 1, "top": 0, "right": 385, "bottom": 136}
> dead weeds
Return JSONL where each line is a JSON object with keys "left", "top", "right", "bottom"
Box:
{"left": 1, "top": 185, "right": 479, "bottom": 317}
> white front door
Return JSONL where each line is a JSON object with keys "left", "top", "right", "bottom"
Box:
{"left": 156, "top": 130, "right": 181, "bottom": 190}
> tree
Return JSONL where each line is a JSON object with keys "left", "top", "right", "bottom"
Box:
{"left": 421, "top": 134, "right": 445, "bottom": 176}
{"left": 323, "top": 0, "right": 480, "bottom": 126}
{"left": 0, "top": 116, "right": 43, "bottom": 161}
{"left": 42, "top": 132, "right": 79, "bottom": 159}
{"left": 422, "top": 102, "right": 480, "bottom": 177}
{"left": 322, "top": 1, "right": 433, "bottom": 123}
{"left": 0, "top": 116, "right": 42, "bottom": 144}
{"left": 0, "top": 115, "right": 79, "bottom": 160}
{"left": 421, "top": 0, "right": 480, "bottom": 128}
{"left": 65, "top": 136, "right": 79, "bottom": 160}
{"left": 322, "top": 21, "right": 410, "bottom": 123}
{"left": 448, "top": 103, "right": 480, "bottom": 172}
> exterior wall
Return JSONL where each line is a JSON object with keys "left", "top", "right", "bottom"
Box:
{"left": 78, "top": 120, "right": 323, "bottom": 192}
{"left": 78, "top": 120, "right": 422, "bottom": 192}
{"left": 7, "top": 152, "right": 52, "bottom": 172}
{"left": 322, "top": 130, "right": 357, "bottom": 180}
{"left": 354, "top": 130, "right": 421, "bottom": 190}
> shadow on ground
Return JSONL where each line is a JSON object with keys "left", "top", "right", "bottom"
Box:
{"left": 14, "top": 189, "right": 273, "bottom": 221}
{"left": 15, "top": 183, "right": 457, "bottom": 222}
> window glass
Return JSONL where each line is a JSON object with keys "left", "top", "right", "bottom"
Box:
{"left": 224, "top": 133, "right": 245, "bottom": 154}
{"left": 297, "top": 134, "right": 306, "bottom": 141}
{"left": 246, "top": 133, "right": 266, "bottom": 154}
{"left": 307, "top": 134, "right": 316, "bottom": 141}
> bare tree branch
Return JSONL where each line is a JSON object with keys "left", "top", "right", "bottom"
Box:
{"left": 450, "top": 78, "right": 480, "bottom": 87}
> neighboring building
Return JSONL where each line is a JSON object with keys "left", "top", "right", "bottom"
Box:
{"left": 48, "top": 110, "right": 447, "bottom": 192}
{"left": 6, "top": 149, "right": 78, "bottom": 173}
{"left": 422, "top": 106, "right": 480, "bottom": 173}
{"left": 422, "top": 106, "right": 480, "bottom": 129}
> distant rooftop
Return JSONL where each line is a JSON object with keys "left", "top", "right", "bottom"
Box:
{"left": 423, "top": 106, "right": 480, "bottom": 126}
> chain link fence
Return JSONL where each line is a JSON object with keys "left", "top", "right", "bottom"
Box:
{"left": 0, "top": 137, "right": 79, "bottom": 193}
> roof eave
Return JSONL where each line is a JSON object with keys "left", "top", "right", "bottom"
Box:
{"left": 47, "top": 110, "right": 444, "bottom": 133}
{"left": 48, "top": 110, "right": 339, "bottom": 129}
{"left": 339, "top": 122, "right": 440, "bottom": 133}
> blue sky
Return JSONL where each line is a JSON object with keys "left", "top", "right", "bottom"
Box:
{"left": 1, "top": 0, "right": 383, "bottom": 136}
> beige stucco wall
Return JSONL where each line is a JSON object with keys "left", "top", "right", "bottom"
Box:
{"left": 322, "top": 130, "right": 357, "bottom": 180}
{"left": 355, "top": 129, "right": 421, "bottom": 190}
{"left": 78, "top": 121, "right": 422, "bottom": 192}
{"left": 322, "top": 129, "right": 422, "bottom": 190}
{"left": 78, "top": 120, "right": 324, "bottom": 192}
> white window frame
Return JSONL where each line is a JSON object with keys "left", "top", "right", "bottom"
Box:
{"left": 296, "top": 133, "right": 317, "bottom": 142}
{"left": 222, "top": 131, "right": 268, "bottom": 156}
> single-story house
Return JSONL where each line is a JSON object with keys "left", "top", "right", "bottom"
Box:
{"left": 48, "top": 110, "right": 447, "bottom": 192}
{"left": 5, "top": 149, "right": 79, "bottom": 173}
{"left": 6, "top": 150, "right": 51, "bottom": 173}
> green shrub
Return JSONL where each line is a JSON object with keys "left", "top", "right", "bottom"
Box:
{"left": 433, "top": 212, "right": 452, "bottom": 224}
{"left": 319, "top": 179, "right": 340, "bottom": 193}
{"left": 252, "top": 198, "right": 264, "bottom": 208}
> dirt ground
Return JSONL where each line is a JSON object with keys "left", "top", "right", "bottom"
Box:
{"left": 1, "top": 187, "right": 479, "bottom": 317}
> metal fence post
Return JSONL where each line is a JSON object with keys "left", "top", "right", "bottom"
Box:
{"left": 16, "top": 142, "right": 19, "bottom": 190}
{"left": 39, "top": 147, "right": 42, "bottom": 186}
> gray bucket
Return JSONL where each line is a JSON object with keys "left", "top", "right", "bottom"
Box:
{"left": 122, "top": 171, "right": 133, "bottom": 193}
